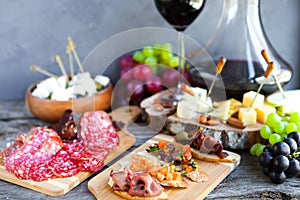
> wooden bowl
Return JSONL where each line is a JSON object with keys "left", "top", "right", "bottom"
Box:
{"left": 26, "top": 81, "right": 113, "bottom": 122}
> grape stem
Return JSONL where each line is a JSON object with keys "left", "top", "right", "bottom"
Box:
{"left": 289, "top": 152, "right": 300, "bottom": 159}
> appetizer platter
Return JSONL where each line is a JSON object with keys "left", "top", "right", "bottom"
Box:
{"left": 88, "top": 134, "right": 241, "bottom": 200}
{"left": 0, "top": 106, "right": 141, "bottom": 196}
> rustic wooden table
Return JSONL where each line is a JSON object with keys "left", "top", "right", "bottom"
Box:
{"left": 0, "top": 99, "right": 299, "bottom": 199}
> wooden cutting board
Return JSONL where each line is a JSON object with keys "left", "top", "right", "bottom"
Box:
{"left": 0, "top": 106, "right": 141, "bottom": 197}
{"left": 88, "top": 134, "right": 241, "bottom": 200}
{"left": 141, "top": 89, "right": 265, "bottom": 149}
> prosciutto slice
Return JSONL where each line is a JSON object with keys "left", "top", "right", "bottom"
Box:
{"left": 110, "top": 168, "right": 164, "bottom": 197}
{"left": 191, "top": 129, "right": 228, "bottom": 159}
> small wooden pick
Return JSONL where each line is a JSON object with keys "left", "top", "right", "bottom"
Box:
{"left": 68, "top": 37, "right": 84, "bottom": 73}
{"left": 30, "top": 65, "right": 57, "bottom": 77}
{"left": 250, "top": 62, "right": 274, "bottom": 108}
{"left": 207, "top": 57, "right": 226, "bottom": 98}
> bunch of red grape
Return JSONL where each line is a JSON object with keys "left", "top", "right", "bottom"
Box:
{"left": 115, "top": 43, "right": 188, "bottom": 106}
{"left": 258, "top": 131, "right": 300, "bottom": 184}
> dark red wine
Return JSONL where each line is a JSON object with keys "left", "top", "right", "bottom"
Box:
{"left": 154, "top": 0, "right": 205, "bottom": 31}
{"left": 189, "top": 60, "right": 291, "bottom": 101}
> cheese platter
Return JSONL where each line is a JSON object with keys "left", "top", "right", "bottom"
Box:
{"left": 88, "top": 134, "right": 241, "bottom": 200}
{"left": 141, "top": 88, "right": 267, "bottom": 149}
{"left": 0, "top": 106, "right": 141, "bottom": 197}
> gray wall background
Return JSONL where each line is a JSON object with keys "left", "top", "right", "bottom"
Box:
{"left": 0, "top": 0, "right": 299, "bottom": 99}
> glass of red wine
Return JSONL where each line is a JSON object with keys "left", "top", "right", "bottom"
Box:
{"left": 154, "top": 0, "right": 205, "bottom": 99}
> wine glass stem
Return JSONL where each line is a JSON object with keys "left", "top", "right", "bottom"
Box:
{"left": 177, "top": 31, "right": 185, "bottom": 95}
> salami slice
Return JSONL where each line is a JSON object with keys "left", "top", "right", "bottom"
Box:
{"left": 80, "top": 111, "right": 119, "bottom": 156}
{"left": 5, "top": 127, "right": 62, "bottom": 173}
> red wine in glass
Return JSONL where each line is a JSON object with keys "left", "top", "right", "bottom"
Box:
{"left": 154, "top": 0, "right": 205, "bottom": 31}
{"left": 154, "top": 0, "right": 205, "bottom": 98}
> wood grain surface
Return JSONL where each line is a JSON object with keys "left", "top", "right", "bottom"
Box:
{"left": 1, "top": 100, "right": 300, "bottom": 200}
{"left": 88, "top": 134, "right": 241, "bottom": 200}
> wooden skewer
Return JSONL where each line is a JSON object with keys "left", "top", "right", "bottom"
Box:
{"left": 250, "top": 61, "right": 274, "bottom": 108}
{"left": 261, "top": 49, "right": 271, "bottom": 64}
{"left": 68, "top": 37, "right": 84, "bottom": 73}
{"left": 30, "top": 65, "right": 57, "bottom": 77}
{"left": 66, "top": 45, "right": 75, "bottom": 78}
{"left": 54, "top": 55, "right": 68, "bottom": 82}
{"left": 207, "top": 57, "right": 226, "bottom": 98}
{"left": 261, "top": 49, "right": 286, "bottom": 98}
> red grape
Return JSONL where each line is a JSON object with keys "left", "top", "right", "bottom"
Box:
{"left": 120, "top": 66, "right": 133, "bottom": 83}
{"left": 119, "top": 55, "right": 135, "bottom": 68}
{"left": 161, "top": 68, "right": 179, "bottom": 87}
{"left": 145, "top": 75, "right": 163, "bottom": 94}
{"left": 126, "top": 80, "right": 146, "bottom": 105}
{"left": 132, "top": 64, "right": 153, "bottom": 81}
{"left": 126, "top": 80, "right": 144, "bottom": 96}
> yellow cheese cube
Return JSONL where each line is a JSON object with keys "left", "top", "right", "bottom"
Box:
{"left": 242, "top": 91, "right": 264, "bottom": 108}
{"left": 255, "top": 104, "right": 276, "bottom": 124}
{"left": 238, "top": 107, "right": 257, "bottom": 125}
{"left": 210, "top": 100, "right": 231, "bottom": 119}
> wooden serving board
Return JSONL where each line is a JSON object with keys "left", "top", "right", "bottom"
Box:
{"left": 0, "top": 106, "right": 141, "bottom": 197}
{"left": 141, "top": 89, "right": 265, "bottom": 149}
{"left": 88, "top": 134, "right": 241, "bottom": 200}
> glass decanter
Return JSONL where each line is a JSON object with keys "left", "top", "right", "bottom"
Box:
{"left": 188, "top": 0, "right": 293, "bottom": 101}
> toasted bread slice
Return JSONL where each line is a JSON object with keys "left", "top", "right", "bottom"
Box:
{"left": 174, "top": 142, "right": 238, "bottom": 163}
{"left": 185, "top": 167, "right": 209, "bottom": 183}
{"left": 190, "top": 148, "right": 238, "bottom": 163}
{"left": 153, "top": 177, "right": 189, "bottom": 188}
{"left": 113, "top": 190, "right": 169, "bottom": 200}
{"left": 148, "top": 165, "right": 189, "bottom": 188}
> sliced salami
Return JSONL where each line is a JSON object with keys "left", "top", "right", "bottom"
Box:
{"left": 2, "top": 110, "right": 119, "bottom": 181}
{"left": 80, "top": 111, "right": 119, "bottom": 155}
{"left": 5, "top": 127, "right": 62, "bottom": 172}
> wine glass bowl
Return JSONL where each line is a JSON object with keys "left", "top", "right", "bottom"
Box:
{"left": 154, "top": 0, "right": 205, "bottom": 98}
{"left": 154, "top": 0, "right": 205, "bottom": 31}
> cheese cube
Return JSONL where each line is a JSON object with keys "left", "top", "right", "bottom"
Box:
{"left": 176, "top": 101, "right": 198, "bottom": 119}
{"left": 242, "top": 91, "right": 264, "bottom": 108}
{"left": 210, "top": 100, "right": 231, "bottom": 119}
{"left": 238, "top": 107, "right": 257, "bottom": 125}
{"left": 255, "top": 104, "right": 276, "bottom": 124}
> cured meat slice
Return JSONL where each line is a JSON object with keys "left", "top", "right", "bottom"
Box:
{"left": 5, "top": 127, "right": 62, "bottom": 173}
{"left": 191, "top": 129, "right": 228, "bottom": 159}
{"left": 2, "top": 110, "right": 119, "bottom": 181}
{"left": 80, "top": 111, "right": 119, "bottom": 156}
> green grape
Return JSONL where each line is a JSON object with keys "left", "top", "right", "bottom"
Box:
{"left": 269, "top": 133, "right": 282, "bottom": 145}
{"left": 142, "top": 46, "right": 154, "bottom": 57}
{"left": 168, "top": 56, "right": 179, "bottom": 67}
{"left": 153, "top": 43, "right": 161, "bottom": 56}
{"left": 285, "top": 123, "right": 297, "bottom": 134}
{"left": 250, "top": 143, "right": 262, "bottom": 156}
{"left": 297, "top": 122, "right": 300, "bottom": 132}
{"left": 144, "top": 56, "right": 158, "bottom": 65}
{"left": 280, "top": 133, "right": 287, "bottom": 141}
{"left": 266, "top": 113, "right": 281, "bottom": 128}
{"left": 283, "top": 116, "right": 290, "bottom": 122}
{"left": 260, "top": 125, "right": 272, "bottom": 139}
{"left": 255, "top": 145, "right": 266, "bottom": 157}
{"left": 161, "top": 43, "right": 172, "bottom": 51}
{"left": 161, "top": 50, "right": 173, "bottom": 61}
{"left": 133, "top": 51, "right": 144, "bottom": 63}
{"left": 290, "top": 112, "right": 300, "bottom": 123}
{"left": 273, "top": 121, "right": 286, "bottom": 134}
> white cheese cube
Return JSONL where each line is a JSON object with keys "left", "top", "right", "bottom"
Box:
{"left": 177, "top": 101, "right": 198, "bottom": 119}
